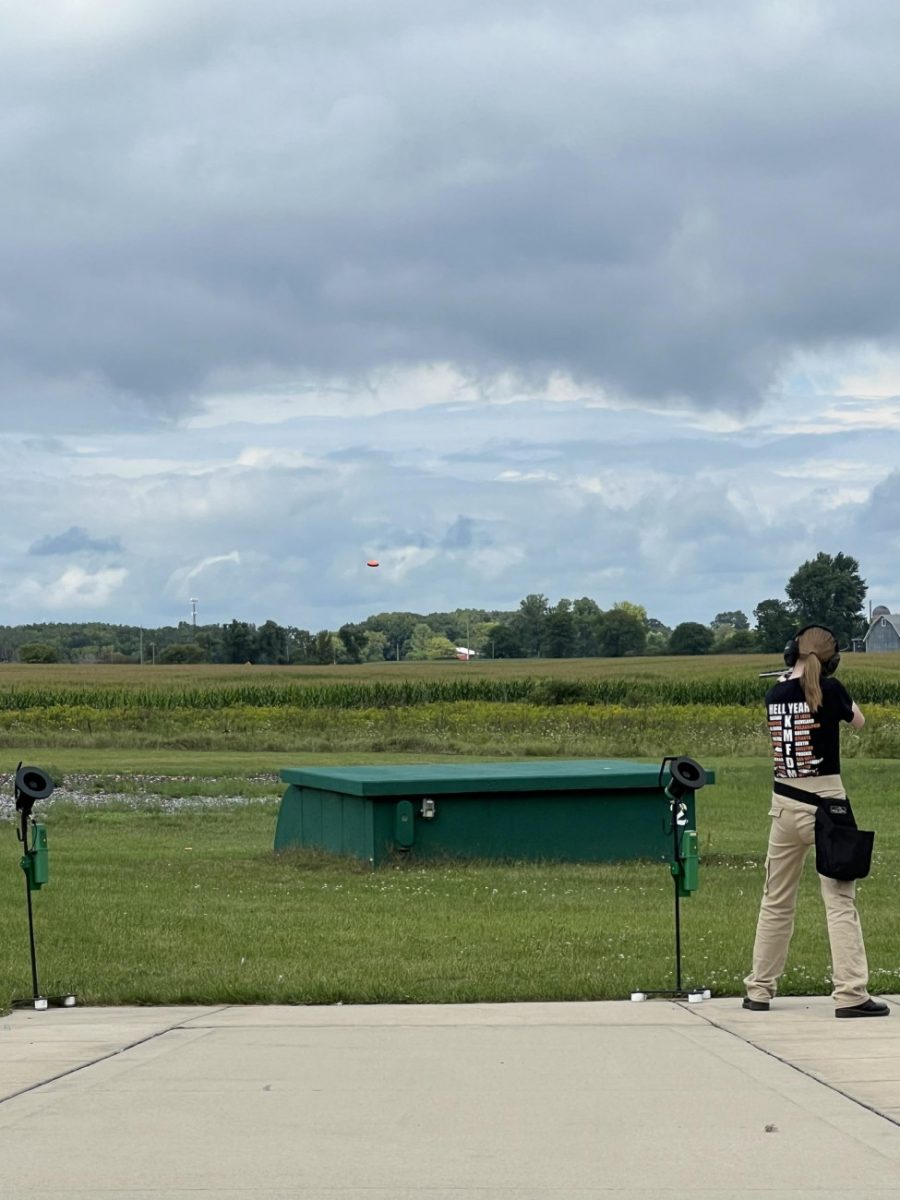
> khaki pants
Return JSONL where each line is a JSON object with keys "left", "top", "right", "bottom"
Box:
{"left": 744, "top": 774, "right": 870, "bottom": 1008}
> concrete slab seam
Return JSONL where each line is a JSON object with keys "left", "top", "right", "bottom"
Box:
{"left": 678, "top": 998, "right": 900, "bottom": 1132}
{"left": 180, "top": 999, "right": 694, "bottom": 1030}
{"left": 0, "top": 1004, "right": 234, "bottom": 1108}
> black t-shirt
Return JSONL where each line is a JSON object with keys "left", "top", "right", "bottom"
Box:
{"left": 765, "top": 676, "right": 855, "bottom": 779}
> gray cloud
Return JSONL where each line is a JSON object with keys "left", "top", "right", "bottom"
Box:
{"left": 0, "top": 390, "right": 897, "bottom": 628}
{"left": 4, "top": 3, "right": 900, "bottom": 420}
{"left": 3, "top": 5, "right": 900, "bottom": 630}
{"left": 29, "top": 526, "right": 124, "bottom": 556}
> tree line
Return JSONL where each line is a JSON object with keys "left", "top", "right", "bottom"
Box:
{"left": 2, "top": 551, "right": 870, "bottom": 664}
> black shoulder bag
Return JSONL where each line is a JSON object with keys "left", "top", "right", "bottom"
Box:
{"left": 773, "top": 781, "right": 874, "bottom": 881}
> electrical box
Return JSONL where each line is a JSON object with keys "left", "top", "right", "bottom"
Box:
{"left": 674, "top": 829, "right": 699, "bottom": 896}
{"left": 22, "top": 822, "right": 49, "bottom": 891}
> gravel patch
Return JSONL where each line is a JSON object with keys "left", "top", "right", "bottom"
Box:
{"left": 0, "top": 771, "right": 281, "bottom": 820}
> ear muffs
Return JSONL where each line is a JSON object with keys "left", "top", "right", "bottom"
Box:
{"left": 783, "top": 625, "right": 841, "bottom": 676}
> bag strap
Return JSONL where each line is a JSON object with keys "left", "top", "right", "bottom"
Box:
{"left": 773, "top": 779, "right": 830, "bottom": 806}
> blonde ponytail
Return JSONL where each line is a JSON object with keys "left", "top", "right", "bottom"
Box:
{"left": 800, "top": 652, "right": 823, "bottom": 714}
{"left": 796, "top": 626, "right": 837, "bottom": 713}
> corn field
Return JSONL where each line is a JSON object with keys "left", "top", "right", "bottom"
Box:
{"left": 1, "top": 655, "right": 900, "bottom": 756}
{"left": 2, "top": 654, "right": 900, "bottom": 709}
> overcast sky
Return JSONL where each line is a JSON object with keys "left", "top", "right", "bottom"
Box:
{"left": 3, "top": 1, "right": 900, "bottom": 632}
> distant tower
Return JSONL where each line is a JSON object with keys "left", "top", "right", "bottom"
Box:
{"left": 190, "top": 598, "right": 198, "bottom": 627}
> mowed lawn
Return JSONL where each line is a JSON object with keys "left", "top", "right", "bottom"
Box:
{"left": 3, "top": 655, "right": 899, "bottom": 1009}
{"left": 3, "top": 755, "right": 899, "bottom": 1010}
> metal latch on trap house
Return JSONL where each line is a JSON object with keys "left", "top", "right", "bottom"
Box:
{"left": 394, "top": 797, "right": 437, "bottom": 850}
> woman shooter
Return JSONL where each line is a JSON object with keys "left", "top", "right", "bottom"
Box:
{"left": 743, "top": 625, "right": 889, "bottom": 1018}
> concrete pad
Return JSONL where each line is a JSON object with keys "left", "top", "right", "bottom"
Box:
{"left": 2, "top": 1001, "right": 900, "bottom": 1198}
{"left": 767, "top": 1056, "right": 900, "bottom": 1084}
{"left": 0, "top": 1005, "right": 226, "bottom": 1100}
{"left": 0, "top": 1060, "right": 94, "bottom": 1088}
{"left": 690, "top": 993, "right": 900, "bottom": 1128}
{"left": 186, "top": 999, "right": 702, "bottom": 1027}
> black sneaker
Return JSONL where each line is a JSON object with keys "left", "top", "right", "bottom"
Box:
{"left": 835, "top": 999, "right": 890, "bottom": 1018}
{"left": 742, "top": 997, "right": 770, "bottom": 1011}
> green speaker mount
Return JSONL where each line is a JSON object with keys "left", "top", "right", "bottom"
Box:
{"left": 13, "top": 763, "right": 76, "bottom": 1011}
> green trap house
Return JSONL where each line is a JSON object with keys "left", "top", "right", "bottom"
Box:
{"left": 274, "top": 759, "right": 714, "bottom": 867}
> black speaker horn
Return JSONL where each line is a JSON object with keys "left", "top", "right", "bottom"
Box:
{"left": 15, "top": 764, "right": 55, "bottom": 813}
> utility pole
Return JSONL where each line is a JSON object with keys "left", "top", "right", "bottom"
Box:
{"left": 139, "top": 628, "right": 144, "bottom": 665}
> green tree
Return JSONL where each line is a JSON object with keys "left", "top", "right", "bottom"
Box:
{"left": 337, "top": 623, "right": 365, "bottom": 664}
{"left": 255, "top": 619, "right": 287, "bottom": 665}
{"left": 486, "top": 622, "right": 525, "bottom": 658}
{"left": 669, "top": 622, "right": 714, "bottom": 655}
{"left": 313, "top": 630, "right": 334, "bottom": 664}
{"left": 645, "top": 629, "right": 670, "bottom": 655}
{"left": 785, "top": 551, "right": 867, "bottom": 646}
{"left": 425, "top": 635, "right": 457, "bottom": 659}
{"left": 512, "top": 593, "right": 550, "bottom": 656}
{"left": 194, "top": 626, "right": 221, "bottom": 663}
{"left": 222, "top": 619, "right": 256, "bottom": 663}
{"left": 159, "top": 643, "right": 206, "bottom": 664}
{"left": 713, "top": 629, "right": 759, "bottom": 654}
{"left": 364, "top": 612, "right": 419, "bottom": 659}
{"left": 471, "top": 620, "right": 496, "bottom": 657}
{"left": 541, "top": 599, "right": 576, "bottom": 658}
{"left": 436, "top": 608, "right": 484, "bottom": 646}
{"left": 571, "top": 597, "right": 602, "bottom": 656}
{"left": 19, "top": 642, "right": 58, "bottom": 663}
{"left": 597, "top": 609, "right": 647, "bottom": 657}
{"left": 713, "top": 610, "right": 749, "bottom": 631}
{"left": 613, "top": 600, "right": 648, "bottom": 626}
{"left": 361, "top": 630, "right": 389, "bottom": 662}
{"left": 753, "top": 598, "right": 796, "bottom": 653}
{"left": 407, "top": 622, "right": 438, "bottom": 661}
{"left": 286, "top": 628, "right": 314, "bottom": 664}
{"left": 644, "top": 617, "right": 671, "bottom": 655}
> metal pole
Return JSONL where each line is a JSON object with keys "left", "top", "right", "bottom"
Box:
{"left": 673, "top": 873, "right": 682, "bottom": 995}
{"left": 20, "top": 810, "right": 40, "bottom": 1001}
{"left": 24, "top": 868, "right": 40, "bottom": 1001}
{"left": 672, "top": 809, "right": 683, "bottom": 994}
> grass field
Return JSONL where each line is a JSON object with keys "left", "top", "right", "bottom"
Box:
{"left": 2, "top": 756, "right": 899, "bottom": 1010}
{"left": 2, "top": 655, "right": 899, "bottom": 1010}
{"left": 2, "top": 699, "right": 899, "bottom": 758}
